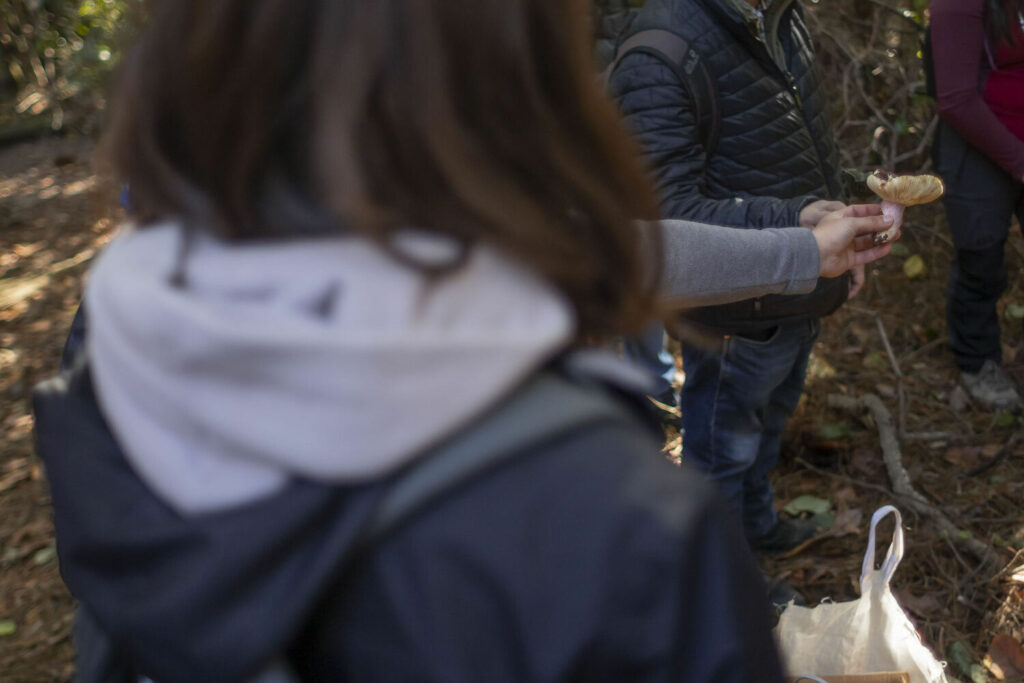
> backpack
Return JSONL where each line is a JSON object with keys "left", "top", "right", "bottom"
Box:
{"left": 598, "top": 4, "right": 720, "bottom": 154}
{"left": 46, "top": 353, "right": 646, "bottom": 683}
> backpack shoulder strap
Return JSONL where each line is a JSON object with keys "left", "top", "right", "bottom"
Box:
{"left": 362, "top": 368, "right": 634, "bottom": 543}
{"left": 260, "top": 362, "right": 643, "bottom": 683}
{"left": 608, "top": 29, "right": 720, "bottom": 155}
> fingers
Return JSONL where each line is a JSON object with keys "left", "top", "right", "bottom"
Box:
{"left": 851, "top": 229, "right": 899, "bottom": 251}
{"left": 848, "top": 265, "right": 866, "bottom": 299}
{"left": 845, "top": 213, "right": 894, "bottom": 236}
{"left": 849, "top": 241, "right": 892, "bottom": 266}
{"left": 840, "top": 203, "right": 885, "bottom": 218}
{"left": 852, "top": 234, "right": 876, "bottom": 251}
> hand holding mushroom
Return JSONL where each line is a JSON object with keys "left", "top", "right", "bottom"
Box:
{"left": 866, "top": 170, "right": 945, "bottom": 245}
{"left": 812, "top": 204, "right": 895, "bottom": 279}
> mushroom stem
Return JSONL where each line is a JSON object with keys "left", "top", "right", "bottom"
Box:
{"left": 875, "top": 200, "right": 904, "bottom": 245}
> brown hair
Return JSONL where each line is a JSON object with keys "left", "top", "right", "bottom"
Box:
{"left": 103, "top": 0, "right": 662, "bottom": 338}
{"left": 985, "top": 0, "right": 1024, "bottom": 45}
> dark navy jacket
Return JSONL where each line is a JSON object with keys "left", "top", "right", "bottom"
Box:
{"left": 610, "top": 0, "right": 848, "bottom": 332}
{"left": 34, "top": 361, "right": 784, "bottom": 683}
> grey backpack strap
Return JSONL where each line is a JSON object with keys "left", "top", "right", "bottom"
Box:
{"left": 608, "top": 29, "right": 720, "bottom": 155}
{"left": 362, "top": 371, "right": 631, "bottom": 542}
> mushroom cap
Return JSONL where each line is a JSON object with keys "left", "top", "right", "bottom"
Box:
{"left": 866, "top": 170, "right": 945, "bottom": 206}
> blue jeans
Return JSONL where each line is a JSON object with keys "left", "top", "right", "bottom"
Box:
{"left": 621, "top": 323, "right": 676, "bottom": 398}
{"left": 679, "top": 319, "right": 820, "bottom": 542}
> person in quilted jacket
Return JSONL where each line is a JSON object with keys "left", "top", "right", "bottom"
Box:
{"left": 610, "top": 0, "right": 856, "bottom": 604}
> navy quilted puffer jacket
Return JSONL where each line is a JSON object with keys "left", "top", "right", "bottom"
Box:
{"left": 610, "top": 0, "right": 848, "bottom": 332}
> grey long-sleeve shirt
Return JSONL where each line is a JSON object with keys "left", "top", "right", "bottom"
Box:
{"left": 657, "top": 219, "right": 820, "bottom": 308}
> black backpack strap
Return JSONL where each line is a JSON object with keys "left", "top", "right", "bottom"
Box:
{"left": 362, "top": 368, "right": 632, "bottom": 543}
{"left": 608, "top": 29, "right": 720, "bottom": 155}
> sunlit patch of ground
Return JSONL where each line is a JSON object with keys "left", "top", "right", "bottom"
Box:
{"left": 0, "top": 136, "right": 121, "bottom": 681}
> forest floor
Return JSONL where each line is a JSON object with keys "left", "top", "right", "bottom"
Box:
{"left": 1, "top": 136, "right": 1023, "bottom": 681}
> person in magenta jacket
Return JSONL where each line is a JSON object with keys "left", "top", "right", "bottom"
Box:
{"left": 931, "top": 0, "right": 1024, "bottom": 408}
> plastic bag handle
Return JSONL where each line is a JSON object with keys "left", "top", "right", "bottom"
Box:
{"left": 860, "top": 505, "right": 904, "bottom": 590}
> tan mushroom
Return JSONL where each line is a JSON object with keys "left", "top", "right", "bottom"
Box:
{"left": 866, "top": 169, "right": 945, "bottom": 245}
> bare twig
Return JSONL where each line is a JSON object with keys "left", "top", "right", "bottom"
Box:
{"left": 962, "top": 429, "right": 1023, "bottom": 478}
{"left": 893, "top": 114, "right": 939, "bottom": 165}
{"left": 796, "top": 456, "right": 911, "bottom": 498}
{"left": 874, "top": 314, "right": 902, "bottom": 378}
{"left": 899, "top": 335, "right": 949, "bottom": 364}
{"left": 987, "top": 548, "right": 1024, "bottom": 585}
{"left": 861, "top": 0, "right": 926, "bottom": 27}
{"left": 900, "top": 430, "right": 959, "bottom": 442}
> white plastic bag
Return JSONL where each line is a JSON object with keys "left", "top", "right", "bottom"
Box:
{"left": 774, "top": 505, "right": 948, "bottom": 683}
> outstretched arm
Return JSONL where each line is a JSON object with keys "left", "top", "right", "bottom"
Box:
{"left": 655, "top": 205, "right": 892, "bottom": 308}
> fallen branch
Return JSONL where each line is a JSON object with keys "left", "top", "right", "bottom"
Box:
{"left": 844, "top": 306, "right": 959, "bottom": 442}
{"left": 827, "top": 393, "right": 997, "bottom": 565}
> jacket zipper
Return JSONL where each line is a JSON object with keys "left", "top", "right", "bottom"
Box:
{"left": 749, "top": 5, "right": 838, "bottom": 198}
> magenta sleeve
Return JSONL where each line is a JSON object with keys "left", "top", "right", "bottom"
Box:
{"left": 931, "top": 0, "right": 1024, "bottom": 179}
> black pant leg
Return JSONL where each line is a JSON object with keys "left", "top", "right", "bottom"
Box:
{"left": 935, "top": 123, "right": 1022, "bottom": 371}
{"left": 947, "top": 245, "right": 1008, "bottom": 371}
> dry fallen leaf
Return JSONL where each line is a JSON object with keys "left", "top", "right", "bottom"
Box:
{"left": 903, "top": 254, "right": 926, "bottom": 279}
{"left": 986, "top": 633, "right": 1024, "bottom": 680}
{"left": 833, "top": 487, "right": 859, "bottom": 504}
{"left": 830, "top": 507, "right": 864, "bottom": 537}
{"left": 949, "top": 385, "right": 970, "bottom": 414}
{"left": 895, "top": 589, "right": 946, "bottom": 618}
{"left": 850, "top": 449, "right": 877, "bottom": 477}
{"left": 944, "top": 446, "right": 983, "bottom": 470}
{"left": 875, "top": 383, "right": 897, "bottom": 399}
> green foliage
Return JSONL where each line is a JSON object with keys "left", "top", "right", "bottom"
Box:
{"left": 817, "top": 423, "right": 852, "bottom": 440}
{"left": 783, "top": 495, "right": 832, "bottom": 517}
{"left": 947, "top": 640, "right": 989, "bottom": 682}
{"left": 0, "top": 0, "right": 132, "bottom": 132}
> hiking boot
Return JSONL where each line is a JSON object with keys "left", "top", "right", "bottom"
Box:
{"left": 751, "top": 517, "right": 819, "bottom": 555}
{"left": 763, "top": 572, "right": 806, "bottom": 608}
{"left": 960, "top": 360, "right": 1021, "bottom": 410}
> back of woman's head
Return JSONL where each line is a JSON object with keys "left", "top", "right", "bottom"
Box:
{"left": 104, "top": 0, "right": 661, "bottom": 338}
{"left": 985, "top": 0, "right": 1024, "bottom": 45}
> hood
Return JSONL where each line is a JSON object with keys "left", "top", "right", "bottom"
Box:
{"left": 85, "top": 223, "right": 574, "bottom": 515}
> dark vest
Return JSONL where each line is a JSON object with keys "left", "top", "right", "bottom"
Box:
{"left": 615, "top": 0, "right": 848, "bottom": 332}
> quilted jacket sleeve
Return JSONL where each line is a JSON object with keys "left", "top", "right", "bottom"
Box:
{"left": 611, "top": 52, "right": 816, "bottom": 228}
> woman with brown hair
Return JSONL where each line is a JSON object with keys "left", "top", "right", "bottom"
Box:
{"left": 34, "top": 1, "right": 891, "bottom": 681}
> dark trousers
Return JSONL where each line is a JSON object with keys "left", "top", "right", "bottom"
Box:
{"left": 934, "top": 122, "right": 1024, "bottom": 372}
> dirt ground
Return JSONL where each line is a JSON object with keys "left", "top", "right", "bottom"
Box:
{"left": 1, "top": 136, "right": 118, "bottom": 682}
{"left": 1, "top": 136, "right": 1023, "bottom": 681}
